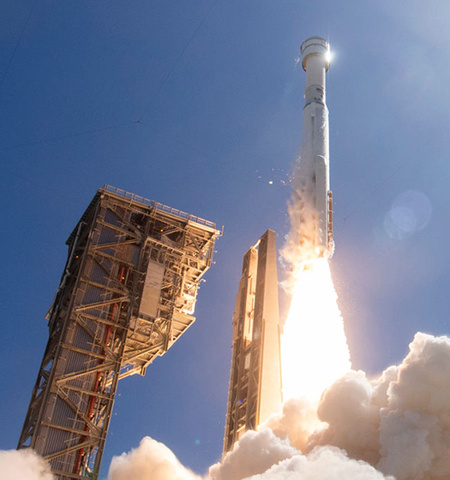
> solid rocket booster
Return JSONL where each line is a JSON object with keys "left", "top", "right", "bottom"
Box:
{"left": 299, "top": 36, "right": 334, "bottom": 257}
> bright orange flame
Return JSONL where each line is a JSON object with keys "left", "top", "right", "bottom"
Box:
{"left": 281, "top": 258, "right": 351, "bottom": 403}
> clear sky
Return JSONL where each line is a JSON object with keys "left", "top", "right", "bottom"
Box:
{"left": 2, "top": 1, "right": 450, "bottom": 478}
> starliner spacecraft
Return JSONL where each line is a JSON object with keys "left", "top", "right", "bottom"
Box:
{"left": 298, "top": 36, "right": 334, "bottom": 257}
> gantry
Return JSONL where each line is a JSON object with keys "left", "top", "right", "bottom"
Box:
{"left": 18, "top": 185, "right": 220, "bottom": 479}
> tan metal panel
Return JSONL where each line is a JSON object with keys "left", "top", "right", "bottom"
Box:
{"left": 223, "top": 230, "right": 282, "bottom": 454}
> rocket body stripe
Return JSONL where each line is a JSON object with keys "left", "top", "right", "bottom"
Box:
{"left": 300, "top": 36, "right": 334, "bottom": 257}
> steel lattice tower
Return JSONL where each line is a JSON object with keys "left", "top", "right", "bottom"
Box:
{"left": 18, "top": 185, "right": 220, "bottom": 479}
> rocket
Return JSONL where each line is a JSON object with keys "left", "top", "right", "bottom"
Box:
{"left": 298, "top": 36, "right": 334, "bottom": 258}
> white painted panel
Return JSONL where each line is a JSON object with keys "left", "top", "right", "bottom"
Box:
{"left": 139, "top": 260, "right": 165, "bottom": 319}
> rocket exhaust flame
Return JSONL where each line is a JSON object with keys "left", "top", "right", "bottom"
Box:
{"left": 281, "top": 258, "right": 351, "bottom": 403}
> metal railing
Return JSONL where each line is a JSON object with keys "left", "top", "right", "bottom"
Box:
{"left": 102, "top": 184, "right": 217, "bottom": 229}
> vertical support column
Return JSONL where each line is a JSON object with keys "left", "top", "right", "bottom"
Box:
{"left": 223, "top": 248, "right": 258, "bottom": 453}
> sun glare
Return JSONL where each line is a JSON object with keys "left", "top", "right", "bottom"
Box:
{"left": 281, "top": 257, "right": 351, "bottom": 403}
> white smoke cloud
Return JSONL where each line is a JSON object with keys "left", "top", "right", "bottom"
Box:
{"left": 0, "top": 449, "right": 54, "bottom": 480}
{"left": 377, "top": 333, "right": 450, "bottom": 480}
{"left": 281, "top": 181, "right": 319, "bottom": 272}
{"left": 244, "top": 447, "right": 394, "bottom": 480}
{"left": 309, "top": 332, "right": 450, "bottom": 480}
{"left": 209, "top": 428, "right": 297, "bottom": 480}
{"left": 263, "top": 397, "right": 321, "bottom": 452}
{"left": 310, "top": 370, "right": 381, "bottom": 464}
{"left": 107, "top": 436, "right": 202, "bottom": 480}
{"left": 281, "top": 154, "right": 327, "bottom": 274}
{"left": 105, "top": 332, "right": 450, "bottom": 480}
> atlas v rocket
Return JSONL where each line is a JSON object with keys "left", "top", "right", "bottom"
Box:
{"left": 299, "top": 36, "right": 334, "bottom": 257}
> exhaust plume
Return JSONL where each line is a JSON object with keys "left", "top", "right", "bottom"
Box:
{"left": 280, "top": 256, "right": 351, "bottom": 402}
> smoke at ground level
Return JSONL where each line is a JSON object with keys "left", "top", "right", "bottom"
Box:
{"left": 0, "top": 449, "right": 54, "bottom": 480}
{"left": 4, "top": 332, "right": 450, "bottom": 480}
{"left": 109, "top": 332, "right": 450, "bottom": 480}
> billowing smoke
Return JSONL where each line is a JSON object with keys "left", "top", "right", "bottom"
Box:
{"left": 7, "top": 311, "right": 449, "bottom": 480}
{"left": 281, "top": 154, "right": 322, "bottom": 270}
{"left": 209, "top": 429, "right": 296, "bottom": 480}
{"left": 264, "top": 397, "right": 320, "bottom": 452}
{"left": 107, "top": 436, "right": 202, "bottom": 480}
{"left": 309, "top": 332, "right": 450, "bottom": 479}
{"left": 243, "top": 447, "right": 394, "bottom": 480}
{"left": 104, "top": 332, "right": 450, "bottom": 480}
{"left": 0, "top": 448, "right": 54, "bottom": 480}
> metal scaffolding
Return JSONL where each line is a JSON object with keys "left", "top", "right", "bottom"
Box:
{"left": 18, "top": 185, "right": 220, "bottom": 479}
{"left": 223, "top": 230, "right": 282, "bottom": 454}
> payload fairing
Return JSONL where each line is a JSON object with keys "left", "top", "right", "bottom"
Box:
{"left": 298, "top": 36, "right": 334, "bottom": 257}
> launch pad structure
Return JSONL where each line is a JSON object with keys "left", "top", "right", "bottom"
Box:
{"left": 223, "top": 230, "right": 282, "bottom": 453}
{"left": 18, "top": 185, "right": 220, "bottom": 480}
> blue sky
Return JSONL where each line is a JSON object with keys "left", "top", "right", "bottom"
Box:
{"left": 2, "top": 1, "right": 450, "bottom": 477}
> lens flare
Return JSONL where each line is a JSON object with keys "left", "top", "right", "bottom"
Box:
{"left": 281, "top": 257, "right": 351, "bottom": 403}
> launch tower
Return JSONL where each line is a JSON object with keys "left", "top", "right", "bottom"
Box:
{"left": 223, "top": 230, "right": 282, "bottom": 453}
{"left": 18, "top": 185, "right": 220, "bottom": 480}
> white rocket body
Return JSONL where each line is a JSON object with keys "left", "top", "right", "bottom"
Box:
{"left": 299, "top": 37, "right": 334, "bottom": 257}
